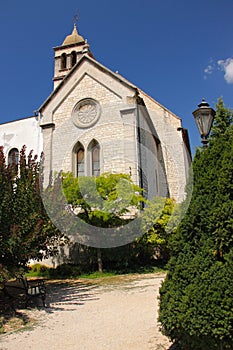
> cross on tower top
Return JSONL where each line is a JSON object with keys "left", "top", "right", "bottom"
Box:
{"left": 74, "top": 9, "right": 78, "bottom": 28}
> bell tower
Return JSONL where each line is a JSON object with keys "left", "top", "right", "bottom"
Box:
{"left": 53, "top": 21, "right": 93, "bottom": 89}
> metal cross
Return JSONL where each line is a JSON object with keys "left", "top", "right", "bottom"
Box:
{"left": 74, "top": 10, "right": 78, "bottom": 27}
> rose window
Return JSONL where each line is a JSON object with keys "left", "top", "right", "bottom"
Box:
{"left": 72, "top": 99, "right": 100, "bottom": 128}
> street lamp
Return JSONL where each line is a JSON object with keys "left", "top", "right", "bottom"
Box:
{"left": 192, "top": 98, "right": 216, "bottom": 147}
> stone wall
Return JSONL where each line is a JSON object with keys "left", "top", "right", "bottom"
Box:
{"left": 140, "top": 91, "right": 191, "bottom": 202}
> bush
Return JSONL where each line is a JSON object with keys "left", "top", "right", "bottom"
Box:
{"left": 27, "top": 263, "right": 50, "bottom": 278}
{"left": 159, "top": 245, "right": 233, "bottom": 350}
{"left": 27, "top": 263, "right": 82, "bottom": 279}
{"left": 48, "top": 264, "right": 82, "bottom": 279}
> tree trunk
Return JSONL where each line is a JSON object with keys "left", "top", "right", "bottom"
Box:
{"left": 97, "top": 248, "right": 103, "bottom": 273}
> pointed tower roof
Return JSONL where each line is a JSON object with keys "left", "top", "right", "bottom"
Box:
{"left": 62, "top": 24, "right": 84, "bottom": 46}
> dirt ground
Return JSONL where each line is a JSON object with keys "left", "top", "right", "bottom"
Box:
{"left": 0, "top": 273, "right": 172, "bottom": 350}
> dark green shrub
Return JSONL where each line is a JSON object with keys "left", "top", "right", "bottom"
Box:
{"left": 159, "top": 100, "right": 233, "bottom": 350}
{"left": 49, "top": 263, "right": 81, "bottom": 279}
{"left": 30, "top": 263, "right": 48, "bottom": 273}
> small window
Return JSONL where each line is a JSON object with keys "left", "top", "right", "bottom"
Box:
{"left": 88, "top": 140, "right": 100, "bottom": 176}
{"left": 61, "top": 53, "right": 67, "bottom": 69}
{"left": 77, "top": 148, "right": 85, "bottom": 177}
{"left": 73, "top": 142, "right": 85, "bottom": 177}
{"left": 92, "top": 144, "right": 100, "bottom": 176}
{"left": 8, "top": 148, "right": 19, "bottom": 169}
{"left": 140, "top": 169, "right": 148, "bottom": 199}
{"left": 71, "top": 51, "right": 77, "bottom": 67}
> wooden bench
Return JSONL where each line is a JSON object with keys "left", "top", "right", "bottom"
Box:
{"left": 3, "top": 276, "right": 46, "bottom": 308}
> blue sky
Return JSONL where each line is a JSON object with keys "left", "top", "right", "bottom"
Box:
{"left": 0, "top": 0, "right": 233, "bottom": 153}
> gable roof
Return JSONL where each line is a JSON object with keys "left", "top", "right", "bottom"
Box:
{"left": 38, "top": 53, "right": 182, "bottom": 124}
{"left": 38, "top": 54, "right": 138, "bottom": 114}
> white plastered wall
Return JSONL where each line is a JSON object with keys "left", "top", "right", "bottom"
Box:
{"left": 0, "top": 116, "right": 43, "bottom": 160}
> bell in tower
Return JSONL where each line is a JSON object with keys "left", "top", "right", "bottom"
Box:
{"left": 53, "top": 18, "right": 93, "bottom": 90}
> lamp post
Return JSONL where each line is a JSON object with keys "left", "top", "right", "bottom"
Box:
{"left": 192, "top": 98, "right": 216, "bottom": 147}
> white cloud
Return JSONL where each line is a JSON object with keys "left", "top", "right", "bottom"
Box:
{"left": 204, "top": 64, "right": 214, "bottom": 75}
{"left": 203, "top": 59, "right": 215, "bottom": 80}
{"left": 218, "top": 58, "right": 233, "bottom": 84}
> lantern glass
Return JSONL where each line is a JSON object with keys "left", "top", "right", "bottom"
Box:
{"left": 192, "top": 99, "right": 216, "bottom": 140}
{"left": 193, "top": 110, "right": 214, "bottom": 138}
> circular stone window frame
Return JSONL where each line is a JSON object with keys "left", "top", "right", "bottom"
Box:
{"left": 72, "top": 98, "right": 101, "bottom": 128}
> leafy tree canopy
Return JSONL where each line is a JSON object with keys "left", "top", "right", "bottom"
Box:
{"left": 137, "top": 197, "right": 180, "bottom": 262}
{"left": 62, "top": 172, "right": 144, "bottom": 226}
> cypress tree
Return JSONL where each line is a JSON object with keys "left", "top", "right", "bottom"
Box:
{"left": 158, "top": 99, "right": 233, "bottom": 350}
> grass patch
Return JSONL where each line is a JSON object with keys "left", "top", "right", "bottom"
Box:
{"left": 25, "top": 263, "right": 167, "bottom": 280}
{"left": 79, "top": 271, "right": 117, "bottom": 279}
{"left": 120, "top": 265, "right": 167, "bottom": 274}
{"left": 79, "top": 266, "right": 166, "bottom": 279}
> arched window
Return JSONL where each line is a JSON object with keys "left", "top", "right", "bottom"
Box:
{"left": 73, "top": 142, "right": 85, "bottom": 177}
{"left": 73, "top": 140, "right": 100, "bottom": 177}
{"left": 61, "top": 53, "right": 67, "bottom": 69}
{"left": 8, "top": 148, "right": 19, "bottom": 168}
{"left": 88, "top": 140, "right": 100, "bottom": 176}
{"left": 71, "top": 51, "right": 77, "bottom": 67}
{"left": 77, "top": 147, "right": 85, "bottom": 177}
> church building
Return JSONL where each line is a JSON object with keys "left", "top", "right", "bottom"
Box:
{"left": 0, "top": 23, "right": 191, "bottom": 203}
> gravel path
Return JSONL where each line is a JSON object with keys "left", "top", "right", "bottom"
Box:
{"left": 0, "top": 273, "right": 172, "bottom": 350}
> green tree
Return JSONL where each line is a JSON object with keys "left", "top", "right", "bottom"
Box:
{"left": 0, "top": 146, "right": 15, "bottom": 280}
{"left": 62, "top": 172, "right": 144, "bottom": 272}
{"left": 0, "top": 146, "right": 65, "bottom": 281}
{"left": 136, "top": 197, "right": 180, "bottom": 263}
{"left": 158, "top": 99, "right": 233, "bottom": 350}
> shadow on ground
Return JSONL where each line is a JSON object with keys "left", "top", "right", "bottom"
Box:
{"left": 0, "top": 279, "right": 100, "bottom": 315}
{"left": 44, "top": 280, "right": 100, "bottom": 312}
{"left": 0, "top": 279, "right": 100, "bottom": 334}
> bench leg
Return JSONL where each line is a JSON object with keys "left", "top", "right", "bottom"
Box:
{"left": 42, "top": 295, "right": 46, "bottom": 307}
